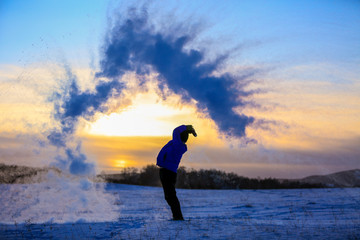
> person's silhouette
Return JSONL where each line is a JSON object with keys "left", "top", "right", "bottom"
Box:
{"left": 157, "top": 125, "right": 197, "bottom": 220}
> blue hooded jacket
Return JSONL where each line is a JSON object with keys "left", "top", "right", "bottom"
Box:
{"left": 156, "top": 125, "right": 187, "bottom": 173}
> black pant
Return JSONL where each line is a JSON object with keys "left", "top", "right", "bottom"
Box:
{"left": 159, "top": 167, "right": 183, "bottom": 220}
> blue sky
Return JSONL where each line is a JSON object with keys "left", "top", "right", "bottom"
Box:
{"left": 0, "top": 0, "right": 108, "bottom": 66}
{"left": 1, "top": 0, "right": 359, "bottom": 69}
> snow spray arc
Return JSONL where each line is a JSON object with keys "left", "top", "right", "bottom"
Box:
{"left": 36, "top": 5, "right": 259, "bottom": 224}
{"left": 47, "top": 6, "right": 258, "bottom": 174}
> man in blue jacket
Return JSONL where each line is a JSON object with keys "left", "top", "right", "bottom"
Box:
{"left": 157, "top": 125, "right": 197, "bottom": 220}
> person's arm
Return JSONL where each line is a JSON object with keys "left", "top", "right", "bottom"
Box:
{"left": 186, "top": 125, "right": 197, "bottom": 137}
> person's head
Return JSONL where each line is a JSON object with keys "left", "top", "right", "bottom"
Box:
{"left": 180, "top": 131, "right": 189, "bottom": 143}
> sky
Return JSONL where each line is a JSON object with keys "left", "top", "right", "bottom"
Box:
{"left": 0, "top": 0, "right": 359, "bottom": 178}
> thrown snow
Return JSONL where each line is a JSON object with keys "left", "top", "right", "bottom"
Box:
{"left": 0, "top": 171, "right": 119, "bottom": 224}
{"left": 1, "top": 183, "right": 359, "bottom": 239}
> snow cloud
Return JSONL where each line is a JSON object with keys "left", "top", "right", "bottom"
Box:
{"left": 97, "top": 6, "right": 256, "bottom": 137}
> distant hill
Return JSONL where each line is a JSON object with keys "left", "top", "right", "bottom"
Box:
{"left": 298, "top": 169, "right": 360, "bottom": 188}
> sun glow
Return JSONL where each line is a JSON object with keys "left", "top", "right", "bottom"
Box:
{"left": 86, "top": 91, "right": 197, "bottom": 137}
{"left": 82, "top": 89, "right": 225, "bottom": 171}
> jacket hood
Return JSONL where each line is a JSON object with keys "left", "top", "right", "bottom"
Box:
{"left": 172, "top": 125, "right": 187, "bottom": 143}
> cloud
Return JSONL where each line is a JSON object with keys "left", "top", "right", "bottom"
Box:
{"left": 47, "top": 68, "right": 124, "bottom": 175}
{"left": 96, "top": 6, "right": 256, "bottom": 137}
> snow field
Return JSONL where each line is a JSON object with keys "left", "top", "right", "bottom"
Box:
{"left": 0, "top": 180, "right": 359, "bottom": 239}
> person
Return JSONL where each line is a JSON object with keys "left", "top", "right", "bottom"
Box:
{"left": 156, "top": 125, "right": 197, "bottom": 220}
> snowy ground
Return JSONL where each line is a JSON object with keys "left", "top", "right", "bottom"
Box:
{"left": 1, "top": 180, "right": 359, "bottom": 239}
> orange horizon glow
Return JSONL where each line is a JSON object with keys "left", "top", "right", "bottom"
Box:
{"left": 1, "top": 64, "right": 359, "bottom": 178}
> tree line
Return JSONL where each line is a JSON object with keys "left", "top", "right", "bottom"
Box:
{"left": 99, "top": 165, "right": 324, "bottom": 189}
